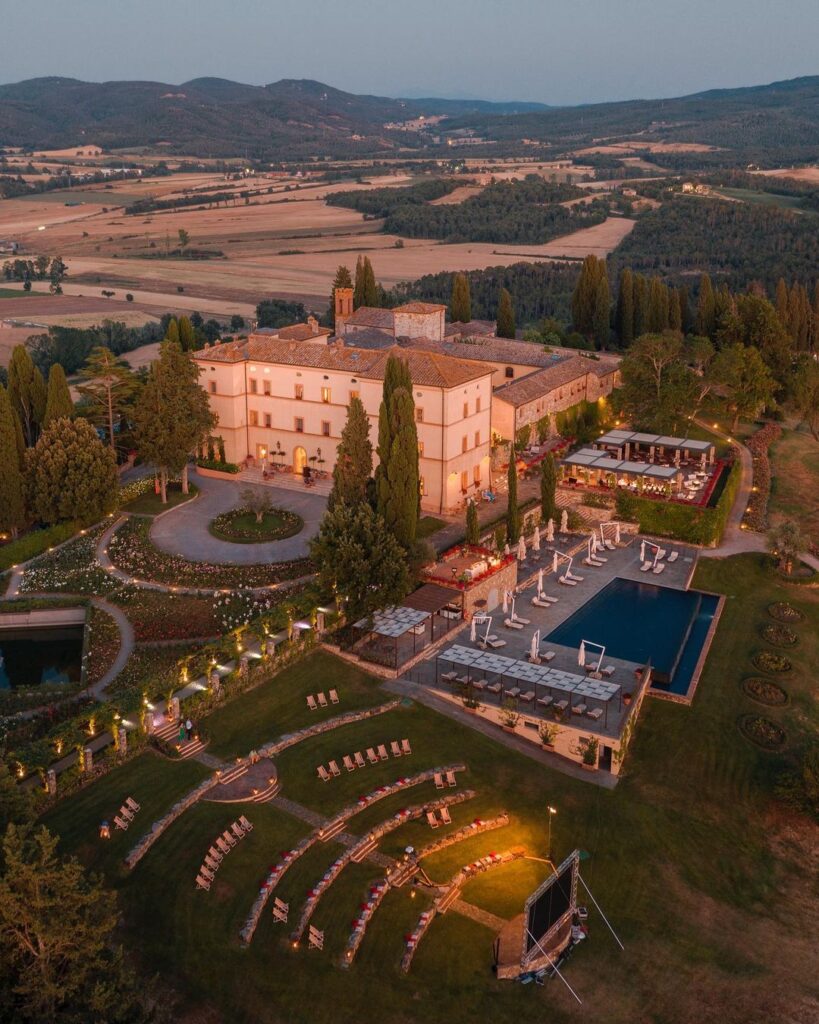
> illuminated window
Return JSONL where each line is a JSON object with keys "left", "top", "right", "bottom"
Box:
{"left": 249, "top": 378, "right": 258, "bottom": 394}
{"left": 473, "top": 464, "right": 481, "bottom": 485}
{"left": 350, "top": 389, "right": 359, "bottom": 401}
{"left": 321, "top": 387, "right": 331, "bottom": 403}
{"left": 294, "top": 384, "right": 304, "bottom": 400}
{"left": 419, "top": 476, "right": 426, "bottom": 496}
{"left": 461, "top": 470, "right": 469, "bottom": 492}
{"left": 294, "top": 417, "right": 304, "bottom": 433}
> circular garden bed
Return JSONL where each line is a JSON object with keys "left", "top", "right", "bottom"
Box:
{"left": 760, "top": 623, "right": 798, "bottom": 648}
{"left": 208, "top": 507, "right": 303, "bottom": 544}
{"left": 767, "top": 601, "right": 804, "bottom": 624}
{"left": 741, "top": 676, "right": 789, "bottom": 707}
{"left": 751, "top": 651, "right": 792, "bottom": 674}
{"left": 737, "top": 714, "right": 786, "bottom": 751}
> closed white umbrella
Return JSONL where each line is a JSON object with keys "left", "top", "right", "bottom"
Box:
{"left": 502, "top": 590, "right": 509, "bottom": 614}
{"left": 537, "top": 568, "right": 544, "bottom": 595}
{"left": 560, "top": 509, "right": 568, "bottom": 533}
{"left": 504, "top": 542, "right": 510, "bottom": 557}
{"left": 546, "top": 518, "right": 554, "bottom": 543}
{"left": 532, "top": 525, "right": 541, "bottom": 551}
{"left": 578, "top": 640, "right": 586, "bottom": 667}
{"left": 552, "top": 551, "right": 559, "bottom": 573}
{"left": 470, "top": 617, "right": 477, "bottom": 642}
{"left": 640, "top": 539, "right": 646, "bottom": 562}
{"left": 517, "top": 536, "right": 526, "bottom": 561}
{"left": 615, "top": 522, "right": 621, "bottom": 545}
{"left": 530, "top": 630, "right": 540, "bottom": 661}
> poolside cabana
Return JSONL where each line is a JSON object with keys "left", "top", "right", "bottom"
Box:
{"left": 593, "top": 429, "right": 715, "bottom": 467}
{"left": 352, "top": 606, "right": 431, "bottom": 670}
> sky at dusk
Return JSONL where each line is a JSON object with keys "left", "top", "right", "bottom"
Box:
{"left": 2, "top": 0, "right": 817, "bottom": 104}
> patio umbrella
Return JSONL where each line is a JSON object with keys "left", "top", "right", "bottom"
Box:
{"left": 578, "top": 640, "right": 586, "bottom": 667}
{"left": 537, "top": 568, "right": 544, "bottom": 595}
{"left": 560, "top": 509, "right": 568, "bottom": 533}
{"left": 470, "top": 617, "right": 477, "bottom": 642}
{"left": 546, "top": 518, "right": 554, "bottom": 543}
{"left": 552, "top": 551, "right": 559, "bottom": 573}
{"left": 700, "top": 453, "right": 706, "bottom": 469}
{"left": 502, "top": 590, "right": 509, "bottom": 614}
{"left": 532, "top": 525, "right": 541, "bottom": 551}
{"left": 615, "top": 522, "right": 621, "bottom": 544}
{"left": 530, "top": 630, "right": 540, "bottom": 661}
{"left": 517, "top": 536, "right": 526, "bottom": 561}
{"left": 504, "top": 542, "right": 510, "bottom": 557}
{"left": 640, "top": 539, "right": 646, "bottom": 562}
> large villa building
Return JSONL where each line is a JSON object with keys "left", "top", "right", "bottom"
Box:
{"left": 194, "top": 287, "right": 620, "bottom": 514}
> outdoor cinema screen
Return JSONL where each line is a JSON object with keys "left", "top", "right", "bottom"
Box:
{"left": 524, "top": 852, "right": 578, "bottom": 953}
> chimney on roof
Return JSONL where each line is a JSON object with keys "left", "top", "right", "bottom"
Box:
{"left": 334, "top": 286, "right": 353, "bottom": 337}
{"left": 307, "top": 315, "right": 319, "bottom": 336}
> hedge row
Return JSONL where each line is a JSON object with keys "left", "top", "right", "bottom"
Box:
{"left": 615, "top": 460, "right": 741, "bottom": 545}
{"left": 0, "top": 521, "right": 83, "bottom": 572}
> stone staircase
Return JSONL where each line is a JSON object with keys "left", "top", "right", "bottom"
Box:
{"left": 153, "top": 719, "right": 206, "bottom": 760}
{"left": 239, "top": 466, "right": 332, "bottom": 497}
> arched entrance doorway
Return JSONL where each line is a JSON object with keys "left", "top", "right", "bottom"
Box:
{"left": 293, "top": 446, "right": 307, "bottom": 476}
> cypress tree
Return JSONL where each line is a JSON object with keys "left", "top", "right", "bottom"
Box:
{"left": 678, "top": 285, "right": 691, "bottom": 333}
{"left": 353, "top": 255, "right": 366, "bottom": 309}
{"left": 669, "top": 289, "right": 682, "bottom": 333}
{"left": 496, "top": 287, "right": 516, "bottom": 339}
{"left": 362, "top": 257, "right": 378, "bottom": 307}
{"left": 42, "top": 364, "right": 74, "bottom": 427}
{"left": 647, "top": 278, "right": 668, "bottom": 333}
{"left": 592, "top": 272, "right": 610, "bottom": 348}
{"left": 696, "top": 274, "right": 716, "bottom": 338}
{"left": 450, "top": 272, "right": 472, "bottom": 323}
{"left": 506, "top": 447, "right": 521, "bottom": 543}
{"left": 615, "top": 268, "right": 634, "bottom": 346}
{"left": 328, "top": 396, "right": 372, "bottom": 511}
{"left": 376, "top": 355, "right": 418, "bottom": 550}
{"left": 465, "top": 499, "right": 480, "bottom": 545}
{"left": 775, "top": 278, "right": 790, "bottom": 331}
{"left": 7, "top": 345, "right": 46, "bottom": 446}
{"left": 571, "top": 255, "right": 600, "bottom": 337}
{"left": 632, "top": 273, "right": 648, "bottom": 338}
{"left": 178, "top": 315, "right": 196, "bottom": 351}
{"left": 0, "top": 384, "right": 26, "bottom": 538}
{"left": 165, "top": 318, "right": 180, "bottom": 346}
{"left": 328, "top": 264, "right": 352, "bottom": 327}
{"left": 540, "top": 452, "right": 557, "bottom": 524}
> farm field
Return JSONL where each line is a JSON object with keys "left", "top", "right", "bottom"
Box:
{"left": 37, "top": 556, "right": 819, "bottom": 1024}
{"left": 768, "top": 426, "right": 819, "bottom": 549}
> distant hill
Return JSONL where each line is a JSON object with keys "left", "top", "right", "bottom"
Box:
{"left": 0, "top": 76, "right": 547, "bottom": 158}
{"left": 0, "top": 75, "right": 817, "bottom": 166}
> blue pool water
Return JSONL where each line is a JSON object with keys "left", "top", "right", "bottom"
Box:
{"left": 546, "top": 578, "right": 719, "bottom": 695}
{"left": 0, "top": 626, "right": 84, "bottom": 689}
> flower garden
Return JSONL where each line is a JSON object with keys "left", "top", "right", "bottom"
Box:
{"left": 208, "top": 506, "right": 304, "bottom": 544}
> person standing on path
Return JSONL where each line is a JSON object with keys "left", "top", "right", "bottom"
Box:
{"left": 185, "top": 718, "right": 193, "bottom": 741}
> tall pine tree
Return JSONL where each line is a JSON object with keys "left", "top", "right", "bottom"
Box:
{"left": 496, "top": 287, "right": 516, "bottom": 339}
{"left": 450, "top": 272, "right": 472, "bottom": 323}
{"left": 328, "top": 396, "right": 372, "bottom": 511}
{"left": 0, "top": 384, "right": 26, "bottom": 538}
{"left": 42, "top": 364, "right": 74, "bottom": 427}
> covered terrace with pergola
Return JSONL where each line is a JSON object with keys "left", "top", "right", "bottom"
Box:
{"left": 435, "top": 643, "right": 622, "bottom": 730}
{"left": 352, "top": 585, "right": 460, "bottom": 670}
{"left": 593, "top": 429, "right": 715, "bottom": 468}
{"left": 560, "top": 448, "right": 685, "bottom": 499}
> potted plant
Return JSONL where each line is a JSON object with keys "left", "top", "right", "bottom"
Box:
{"left": 459, "top": 681, "right": 481, "bottom": 714}
{"left": 539, "top": 721, "right": 559, "bottom": 748}
{"left": 499, "top": 699, "right": 520, "bottom": 732}
{"left": 582, "top": 736, "right": 599, "bottom": 771}
{"left": 622, "top": 692, "right": 633, "bottom": 706}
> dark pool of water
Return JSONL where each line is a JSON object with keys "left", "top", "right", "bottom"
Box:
{"left": 546, "top": 577, "right": 719, "bottom": 695}
{"left": 0, "top": 626, "right": 84, "bottom": 689}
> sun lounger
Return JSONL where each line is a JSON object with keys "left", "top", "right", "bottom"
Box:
{"left": 366, "top": 748, "right": 379, "bottom": 765}
{"left": 601, "top": 665, "right": 616, "bottom": 678}
{"left": 114, "top": 815, "right": 129, "bottom": 831}
{"left": 343, "top": 755, "right": 356, "bottom": 772}
{"left": 317, "top": 765, "right": 331, "bottom": 782}
{"left": 472, "top": 679, "right": 486, "bottom": 691}
{"left": 640, "top": 561, "right": 652, "bottom": 572}
{"left": 504, "top": 618, "right": 524, "bottom": 629}
{"left": 434, "top": 772, "right": 445, "bottom": 790}
{"left": 587, "top": 707, "right": 604, "bottom": 721}
{"left": 554, "top": 699, "right": 569, "bottom": 713}
{"left": 536, "top": 695, "right": 553, "bottom": 709}
{"left": 329, "top": 689, "right": 340, "bottom": 704}
{"left": 668, "top": 551, "right": 679, "bottom": 563}
{"left": 653, "top": 563, "right": 665, "bottom": 574}
{"left": 541, "top": 650, "right": 556, "bottom": 662}
{"left": 485, "top": 638, "right": 507, "bottom": 649}
{"left": 231, "top": 822, "right": 246, "bottom": 841}
{"left": 604, "top": 539, "right": 616, "bottom": 550}
{"left": 486, "top": 682, "right": 502, "bottom": 694}
{"left": 377, "top": 745, "right": 389, "bottom": 761}
{"left": 532, "top": 596, "right": 552, "bottom": 608}
{"left": 520, "top": 691, "right": 535, "bottom": 703}
{"left": 196, "top": 874, "right": 211, "bottom": 891}
{"left": 402, "top": 738, "right": 412, "bottom": 755}
{"left": 559, "top": 575, "right": 577, "bottom": 586}
{"left": 208, "top": 846, "right": 223, "bottom": 863}
{"left": 317, "top": 692, "right": 328, "bottom": 708}
{"left": 567, "top": 572, "right": 584, "bottom": 582}
{"left": 204, "top": 855, "right": 220, "bottom": 872}
{"left": 573, "top": 703, "right": 588, "bottom": 716}
{"left": 307, "top": 694, "right": 318, "bottom": 711}
{"left": 329, "top": 760, "right": 342, "bottom": 776}
{"left": 441, "top": 671, "right": 458, "bottom": 682}
{"left": 440, "top": 806, "right": 452, "bottom": 825}
{"left": 201, "top": 865, "right": 215, "bottom": 881}
{"left": 126, "top": 797, "right": 140, "bottom": 812}
{"left": 354, "top": 751, "right": 366, "bottom": 769}
{"left": 583, "top": 558, "right": 603, "bottom": 568}
{"left": 216, "top": 837, "right": 231, "bottom": 855}
{"left": 390, "top": 741, "right": 402, "bottom": 758}
{"left": 239, "top": 815, "right": 253, "bottom": 832}
{"left": 657, "top": 548, "right": 667, "bottom": 559}
{"left": 512, "top": 615, "right": 531, "bottom": 626}
{"left": 446, "top": 771, "right": 457, "bottom": 788}
{"left": 504, "top": 687, "right": 521, "bottom": 700}
{"left": 426, "top": 811, "right": 439, "bottom": 829}
{"left": 223, "top": 830, "right": 238, "bottom": 848}
{"left": 120, "top": 806, "right": 134, "bottom": 822}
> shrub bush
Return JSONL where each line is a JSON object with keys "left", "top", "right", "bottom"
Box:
{"left": 760, "top": 623, "right": 798, "bottom": 647}
{"left": 741, "top": 677, "right": 789, "bottom": 706}
{"left": 196, "top": 457, "right": 240, "bottom": 474}
{"left": 738, "top": 714, "right": 786, "bottom": 750}
{"left": 752, "top": 651, "right": 792, "bottom": 673}
{"left": 0, "top": 521, "right": 82, "bottom": 571}
{"left": 767, "top": 601, "right": 804, "bottom": 623}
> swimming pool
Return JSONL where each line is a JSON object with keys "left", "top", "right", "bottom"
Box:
{"left": 546, "top": 577, "right": 720, "bottom": 696}
{"left": 0, "top": 625, "right": 84, "bottom": 689}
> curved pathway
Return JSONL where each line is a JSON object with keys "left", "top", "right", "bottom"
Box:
{"left": 149, "top": 469, "right": 325, "bottom": 564}
{"left": 88, "top": 596, "right": 135, "bottom": 699}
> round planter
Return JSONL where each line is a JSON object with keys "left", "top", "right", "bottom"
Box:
{"left": 767, "top": 602, "right": 804, "bottom": 624}
{"left": 740, "top": 677, "right": 789, "bottom": 707}
{"left": 751, "top": 652, "right": 792, "bottom": 674}
{"left": 737, "top": 714, "right": 786, "bottom": 751}
{"left": 760, "top": 623, "right": 798, "bottom": 648}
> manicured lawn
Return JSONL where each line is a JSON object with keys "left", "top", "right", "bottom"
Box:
{"left": 121, "top": 482, "right": 198, "bottom": 516}
{"left": 204, "top": 651, "right": 387, "bottom": 759}
{"left": 417, "top": 516, "right": 448, "bottom": 540}
{"left": 40, "top": 555, "right": 819, "bottom": 1023}
{"left": 768, "top": 426, "right": 819, "bottom": 548}
{"left": 209, "top": 507, "right": 303, "bottom": 543}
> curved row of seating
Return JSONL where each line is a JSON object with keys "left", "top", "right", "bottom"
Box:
{"left": 125, "top": 776, "right": 219, "bottom": 869}
{"left": 258, "top": 700, "right": 401, "bottom": 760}
{"left": 341, "top": 878, "right": 390, "bottom": 967}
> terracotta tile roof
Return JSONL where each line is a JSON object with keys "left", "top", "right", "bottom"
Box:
{"left": 336, "top": 327, "right": 395, "bottom": 349}
{"left": 445, "top": 319, "right": 497, "bottom": 338}
{"left": 492, "top": 356, "right": 596, "bottom": 408}
{"left": 343, "top": 306, "right": 396, "bottom": 330}
{"left": 403, "top": 335, "right": 563, "bottom": 369}
{"left": 393, "top": 301, "right": 447, "bottom": 314}
{"left": 276, "top": 323, "right": 332, "bottom": 342}
{"left": 195, "top": 339, "right": 490, "bottom": 388}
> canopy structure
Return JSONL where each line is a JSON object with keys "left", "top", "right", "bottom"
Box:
{"left": 593, "top": 429, "right": 715, "bottom": 465}
{"left": 560, "top": 448, "right": 683, "bottom": 494}
{"left": 352, "top": 601, "right": 458, "bottom": 670}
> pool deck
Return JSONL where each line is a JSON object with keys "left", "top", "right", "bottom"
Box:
{"left": 401, "top": 537, "right": 701, "bottom": 743}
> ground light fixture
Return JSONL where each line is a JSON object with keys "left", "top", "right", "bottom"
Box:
{"left": 547, "top": 805, "right": 557, "bottom": 861}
